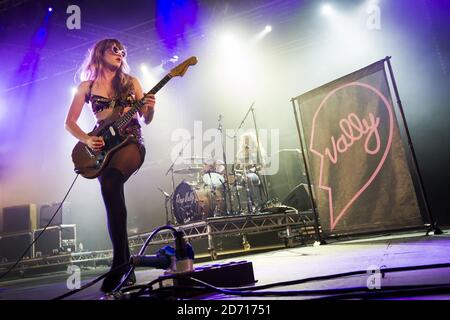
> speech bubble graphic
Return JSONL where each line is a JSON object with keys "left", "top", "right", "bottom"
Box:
{"left": 309, "top": 82, "right": 394, "bottom": 231}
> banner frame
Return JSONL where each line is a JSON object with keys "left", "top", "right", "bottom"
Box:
{"left": 290, "top": 57, "right": 434, "bottom": 238}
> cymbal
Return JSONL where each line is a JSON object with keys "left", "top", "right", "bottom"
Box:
{"left": 174, "top": 167, "right": 203, "bottom": 174}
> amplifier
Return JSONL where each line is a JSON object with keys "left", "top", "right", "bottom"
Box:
{"left": 266, "top": 149, "right": 306, "bottom": 202}
{"left": 33, "top": 224, "right": 77, "bottom": 256}
{"left": 2, "top": 204, "right": 38, "bottom": 234}
{"left": 39, "top": 202, "right": 71, "bottom": 228}
{"left": 283, "top": 183, "right": 312, "bottom": 212}
{"left": 0, "top": 232, "right": 34, "bottom": 262}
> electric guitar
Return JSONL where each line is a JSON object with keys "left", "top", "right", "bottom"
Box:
{"left": 71, "top": 56, "right": 198, "bottom": 179}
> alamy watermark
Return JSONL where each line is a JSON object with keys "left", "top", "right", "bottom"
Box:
{"left": 66, "top": 265, "right": 81, "bottom": 290}
{"left": 366, "top": 265, "right": 382, "bottom": 290}
{"left": 66, "top": 5, "right": 81, "bottom": 30}
{"left": 170, "top": 122, "right": 280, "bottom": 175}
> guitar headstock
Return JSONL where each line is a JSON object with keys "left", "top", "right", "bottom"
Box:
{"left": 169, "top": 56, "right": 198, "bottom": 78}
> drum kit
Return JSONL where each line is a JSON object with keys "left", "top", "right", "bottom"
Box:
{"left": 160, "top": 105, "right": 273, "bottom": 225}
{"left": 167, "top": 157, "right": 267, "bottom": 225}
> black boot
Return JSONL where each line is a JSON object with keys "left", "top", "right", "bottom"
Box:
{"left": 100, "top": 265, "right": 136, "bottom": 293}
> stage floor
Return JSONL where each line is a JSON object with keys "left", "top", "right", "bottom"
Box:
{"left": 1, "top": 229, "right": 450, "bottom": 300}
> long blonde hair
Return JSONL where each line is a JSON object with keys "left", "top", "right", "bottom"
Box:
{"left": 76, "top": 38, "right": 133, "bottom": 99}
{"left": 237, "top": 131, "right": 268, "bottom": 166}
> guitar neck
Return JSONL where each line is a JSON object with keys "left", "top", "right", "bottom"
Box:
{"left": 115, "top": 74, "right": 172, "bottom": 129}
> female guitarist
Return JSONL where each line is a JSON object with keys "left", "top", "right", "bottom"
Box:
{"left": 65, "top": 39, "right": 155, "bottom": 292}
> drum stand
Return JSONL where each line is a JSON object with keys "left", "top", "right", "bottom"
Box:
{"left": 242, "top": 167, "right": 256, "bottom": 214}
{"left": 157, "top": 187, "right": 173, "bottom": 225}
{"left": 165, "top": 137, "right": 192, "bottom": 225}
{"left": 250, "top": 104, "right": 270, "bottom": 204}
{"left": 229, "top": 102, "right": 271, "bottom": 214}
{"left": 217, "top": 115, "right": 234, "bottom": 215}
{"left": 231, "top": 164, "right": 243, "bottom": 213}
{"left": 206, "top": 171, "right": 224, "bottom": 217}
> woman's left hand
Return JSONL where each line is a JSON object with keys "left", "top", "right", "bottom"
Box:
{"left": 141, "top": 94, "right": 156, "bottom": 114}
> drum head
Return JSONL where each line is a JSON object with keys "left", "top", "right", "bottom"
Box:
{"left": 202, "top": 172, "right": 225, "bottom": 187}
{"left": 246, "top": 172, "right": 261, "bottom": 186}
{"left": 172, "top": 181, "right": 200, "bottom": 224}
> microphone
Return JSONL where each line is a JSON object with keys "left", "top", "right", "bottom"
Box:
{"left": 130, "top": 245, "right": 174, "bottom": 269}
{"left": 174, "top": 230, "right": 194, "bottom": 273}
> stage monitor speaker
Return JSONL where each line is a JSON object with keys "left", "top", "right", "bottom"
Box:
{"left": 265, "top": 149, "right": 306, "bottom": 202}
{"left": 2, "top": 204, "right": 37, "bottom": 234}
{"left": 283, "top": 183, "right": 312, "bottom": 212}
{"left": 39, "top": 202, "right": 71, "bottom": 228}
{"left": 34, "top": 224, "right": 77, "bottom": 256}
{"left": 0, "top": 232, "right": 34, "bottom": 262}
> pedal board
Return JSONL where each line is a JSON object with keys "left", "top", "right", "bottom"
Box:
{"left": 157, "top": 260, "right": 256, "bottom": 298}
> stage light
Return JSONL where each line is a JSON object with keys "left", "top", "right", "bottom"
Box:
{"left": 140, "top": 64, "right": 148, "bottom": 73}
{"left": 161, "top": 55, "right": 180, "bottom": 71}
{"left": 48, "top": 7, "right": 53, "bottom": 12}
{"left": 220, "top": 33, "right": 236, "bottom": 48}
{"left": 321, "top": 4, "right": 335, "bottom": 16}
{"left": 250, "top": 25, "right": 273, "bottom": 44}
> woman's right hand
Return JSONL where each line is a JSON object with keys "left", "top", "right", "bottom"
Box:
{"left": 85, "top": 136, "right": 105, "bottom": 151}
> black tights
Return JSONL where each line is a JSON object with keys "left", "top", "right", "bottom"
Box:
{"left": 98, "top": 142, "right": 145, "bottom": 289}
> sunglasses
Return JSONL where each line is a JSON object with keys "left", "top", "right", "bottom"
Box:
{"left": 109, "top": 45, "right": 127, "bottom": 58}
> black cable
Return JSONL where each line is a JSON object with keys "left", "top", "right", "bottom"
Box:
{"left": 0, "top": 174, "right": 80, "bottom": 281}
{"left": 111, "top": 225, "right": 178, "bottom": 293}
{"left": 137, "top": 225, "right": 178, "bottom": 256}
{"left": 185, "top": 277, "right": 450, "bottom": 298}
{"left": 115, "top": 273, "right": 450, "bottom": 299}
{"left": 146, "top": 282, "right": 450, "bottom": 298}
{"left": 53, "top": 224, "right": 180, "bottom": 299}
{"left": 52, "top": 262, "right": 129, "bottom": 300}
{"left": 118, "top": 261, "right": 450, "bottom": 299}
{"left": 199, "top": 261, "right": 450, "bottom": 293}
{"left": 119, "top": 273, "right": 180, "bottom": 294}
{"left": 314, "top": 284, "right": 450, "bottom": 300}
{"left": 51, "top": 223, "right": 450, "bottom": 300}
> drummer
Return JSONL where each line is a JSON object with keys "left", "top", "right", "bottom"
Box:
{"left": 235, "top": 132, "right": 269, "bottom": 171}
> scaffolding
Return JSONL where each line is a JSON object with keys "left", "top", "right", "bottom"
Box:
{"left": 0, "top": 210, "right": 316, "bottom": 280}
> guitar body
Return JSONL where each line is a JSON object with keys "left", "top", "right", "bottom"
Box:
{"left": 71, "top": 112, "right": 133, "bottom": 179}
{"left": 70, "top": 56, "right": 198, "bottom": 179}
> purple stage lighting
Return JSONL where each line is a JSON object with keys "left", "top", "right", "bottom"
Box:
{"left": 48, "top": 7, "right": 53, "bottom": 12}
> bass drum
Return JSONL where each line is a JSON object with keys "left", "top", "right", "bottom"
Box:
{"left": 172, "top": 181, "right": 226, "bottom": 224}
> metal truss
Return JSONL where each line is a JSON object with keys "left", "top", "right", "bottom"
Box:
{"left": 0, "top": 250, "right": 114, "bottom": 277}
{"left": 0, "top": 210, "right": 316, "bottom": 278}
{"left": 129, "top": 210, "right": 316, "bottom": 259}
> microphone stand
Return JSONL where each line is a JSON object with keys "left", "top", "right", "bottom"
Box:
{"left": 250, "top": 105, "right": 270, "bottom": 204}
{"left": 166, "top": 137, "right": 192, "bottom": 192}
{"left": 157, "top": 187, "right": 172, "bottom": 225}
{"left": 165, "top": 137, "right": 192, "bottom": 222}
{"left": 230, "top": 102, "right": 256, "bottom": 214}
{"left": 234, "top": 102, "right": 255, "bottom": 135}
{"left": 231, "top": 162, "right": 242, "bottom": 213}
{"left": 217, "top": 115, "right": 233, "bottom": 215}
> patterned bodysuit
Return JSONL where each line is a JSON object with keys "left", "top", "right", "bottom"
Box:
{"left": 85, "top": 80, "right": 146, "bottom": 178}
